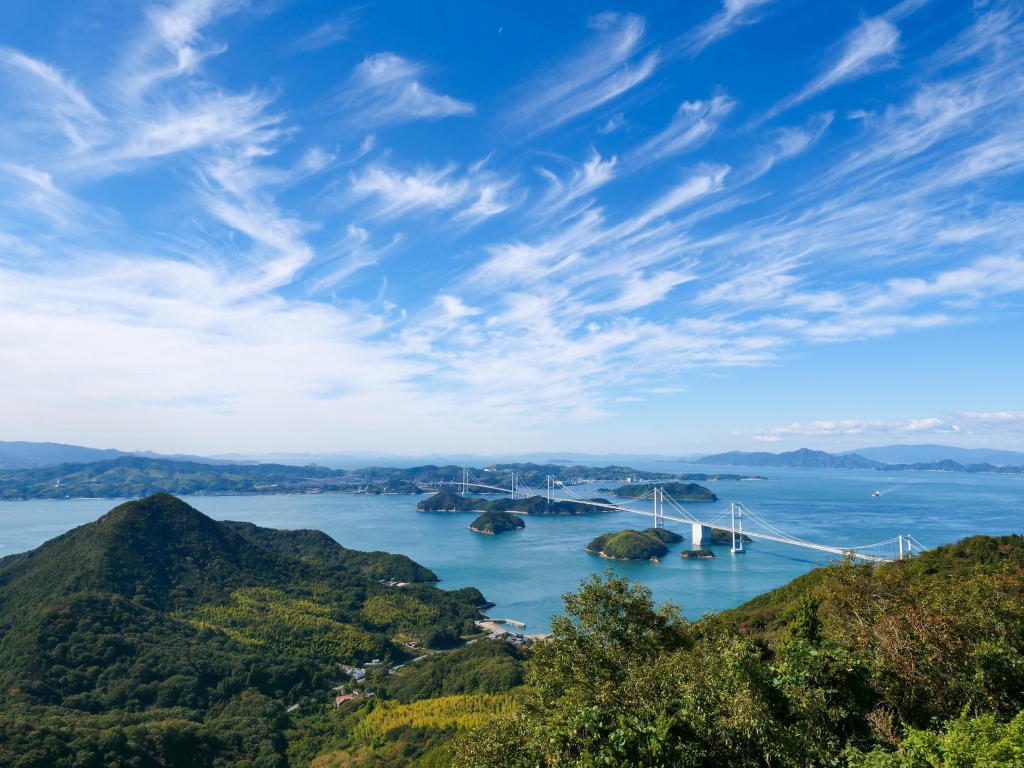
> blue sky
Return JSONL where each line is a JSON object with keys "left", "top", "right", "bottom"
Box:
{"left": 1, "top": 0, "right": 1023, "bottom": 456}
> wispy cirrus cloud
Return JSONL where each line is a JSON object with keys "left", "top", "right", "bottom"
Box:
{"left": 535, "top": 150, "right": 618, "bottom": 213}
{"left": 768, "top": 17, "right": 901, "bottom": 118}
{"left": 684, "top": 0, "right": 777, "bottom": 55}
{"left": 348, "top": 162, "right": 513, "bottom": 222}
{"left": 749, "top": 112, "right": 834, "bottom": 178}
{"left": 293, "top": 14, "right": 352, "bottom": 51}
{"left": 3, "top": 0, "right": 1024, "bottom": 453}
{"left": 511, "top": 13, "right": 658, "bottom": 134}
{"left": 630, "top": 94, "right": 735, "bottom": 165}
{"left": 340, "top": 53, "right": 474, "bottom": 128}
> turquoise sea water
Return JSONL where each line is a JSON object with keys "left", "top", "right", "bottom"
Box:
{"left": 1, "top": 464, "right": 1022, "bottom": 633}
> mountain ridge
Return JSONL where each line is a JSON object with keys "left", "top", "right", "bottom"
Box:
{"left": 693, "top": 448, "right": 883, "bottom": 468}
{"left": 693, "top": 447, "right": 1024, "bottom": 473}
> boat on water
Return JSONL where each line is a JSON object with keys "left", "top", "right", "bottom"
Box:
{"left": 871, "top": 491, "right": 880, "bottom": 498}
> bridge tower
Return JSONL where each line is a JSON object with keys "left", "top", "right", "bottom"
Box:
{"left": 652, "top": 488, "right": 660, "bottom": 529}
{"left": 691, "top": 522, "right": 713, "bottom": 546}
{"left": 731, "top": 503, "right": 745, "bottom": 554}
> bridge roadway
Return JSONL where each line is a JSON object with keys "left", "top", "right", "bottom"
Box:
{"left": 434, "top": 479, "right": 889, "bottom": 562}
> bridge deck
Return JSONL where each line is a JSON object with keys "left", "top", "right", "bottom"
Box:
{"left": 435, "top": 478, "right": 891, "bottom": 562}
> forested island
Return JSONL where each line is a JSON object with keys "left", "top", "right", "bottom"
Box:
{"left": 611, "top": 481, "right": 719, "bottom": 500}
{"left": 3, "top": 494, "right": 1024, "bottom": 767}
{"left": 680, "top": 547, "right": 715, "bottom": 559}
{"left": 586, "top": 528, "right": 685, "bottom": 561}
{"left": 417, "top": 490, "right": 612, "bottom": 515}
{"left": 468, "top": 510, "right": 526, "bottom": 535}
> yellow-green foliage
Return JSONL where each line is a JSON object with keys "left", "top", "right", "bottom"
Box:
{"left": 361, "top": 593, "right": 439, "bottom": 629}
{"left": 192, "top": 587, "right": 380, "bottom": 660}
{"left": 356, "top": 695, "right": 516, "bottom": 740}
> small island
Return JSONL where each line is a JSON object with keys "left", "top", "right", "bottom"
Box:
{"left": 680, "top": 548, "right": 715, "bottom": 559}
{"left": 711, "top": 529, "right": 753, "bottom": 545}
{"left": 612, "top": 482, "right": 718, "bottom": 501}
{"left": 586, "top": 528, "right": 684, "bottom": 561}
{"left": 469, "top": 510, "right": 525, "bottom": 535}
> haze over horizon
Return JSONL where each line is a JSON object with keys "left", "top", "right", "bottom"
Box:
{"left": 2, "top": 0, "right": 1023, "bottom": 456}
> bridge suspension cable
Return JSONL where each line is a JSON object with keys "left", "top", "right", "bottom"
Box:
{"left": 434, "top": 469, "right": 925, "bottom": 562}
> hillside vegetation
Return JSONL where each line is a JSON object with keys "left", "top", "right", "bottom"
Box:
{"left": 4, "top": 493, "right": 1024, "bottom": 768}
{"left": 454, "top": 538, "right": 1024, "bottom": 767}
{"left": 0, "top": 494, "right": 486, "bottom": 767}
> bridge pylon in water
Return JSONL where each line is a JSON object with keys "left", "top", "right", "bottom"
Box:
{"left": 731, "top": 502, "right": 745, "bottom": 554}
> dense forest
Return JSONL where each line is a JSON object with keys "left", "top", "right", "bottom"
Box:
{"left": 0, "top": 459, "right": 685, "bottom": 500}
{"left": 0, "top": 495, "right": 487, "bottom": 766}
{"left": 2, "top": 494, "right": 1023, "bottom": 767}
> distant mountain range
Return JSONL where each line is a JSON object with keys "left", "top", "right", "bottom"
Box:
{"left": 3, "top": 439, "right": 1023, "bottom": 474}
{"left": 842, "top": 443, "right": 1024, "bottom": 465}
{"left": 693, "top": 449, "right": 882, "bottom": 468}
{"left": 693, "top": 447, "right": 1024, "bottom": 474}
{"left": 0, "top": 440, "right": 244, "bottom": 470}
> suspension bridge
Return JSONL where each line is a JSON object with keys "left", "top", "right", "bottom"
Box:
{"left": 428, "top": 468, "right": 926, "bottom": 563}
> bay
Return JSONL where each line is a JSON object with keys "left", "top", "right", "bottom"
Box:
{"left": 1, "top": 464, "right": 1021, "bottom": 633}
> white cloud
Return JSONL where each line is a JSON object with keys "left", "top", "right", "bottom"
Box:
{"left": 349, "top": 163, "right": 512, "bottom": 223}
{"left": 2, "top": 0, "right": 1024, "bottom": 453}
{"left": 769, "top": 17, "right": 901, "bottom": 117}
{"left": 749, "top": 411, "right": 1024, "bottom": 441}
{"left": 536, "top": 150, "right": 618, "bottom": 212}
{"left": 750, "top": 112, "right": 834, "bottom": 178}
{"left": 685, "top": 0, "right": 776, "bottom": 55}
{"left": 631, "top": 94, "right": 735, "bottom": 164}
{"left": 293, "top": 15, "right": 352, "bottom": 51}
{"left": 512, "top": 13, "right": 658, "bottom": 134}
{"left": 341, "top": 53, "right": 474, "bottom": 128}
{"left": 628, "top": 164, "right": 730, "bottom": 230}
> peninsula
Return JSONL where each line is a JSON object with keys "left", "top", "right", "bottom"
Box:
{"left": 417, "top": 490, "right": 612, "bottom": 515}
{"left": 611, "top": 481, "right": 719, "bottom": 500}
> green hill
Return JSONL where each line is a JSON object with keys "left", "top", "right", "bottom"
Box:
{"left": 0, "top": 494, "right": 486, "bottom": 766}
{"left": 219, "top": 520, "right": 437, "bottom": 583}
